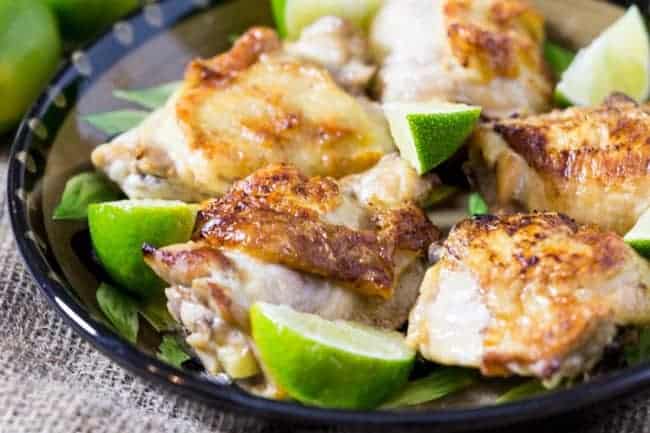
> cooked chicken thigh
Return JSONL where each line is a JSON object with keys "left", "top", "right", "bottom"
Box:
{"left": 284, "top": 16, "right": 377, "bottom": 95}
{"left": 469, "top": 94, "right": 650, "bottom": 234}
{"left": 144, "top": 155, "right": 439, "bottom": 385}
{"left": 92, "top": 25, "right": 392, "bottom": 202}
{"left": 408, "top": 212, "right": 650, "bottom": 385}
{"left": 370, "top": 0, "right": 552, "bottom": 117}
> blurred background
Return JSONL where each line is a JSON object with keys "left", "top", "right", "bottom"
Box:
{"left": 0, "top": 0, "right": 143, "bottom": 146}
{"left": 0, "top": 0, "right": 647, "bottom": 147}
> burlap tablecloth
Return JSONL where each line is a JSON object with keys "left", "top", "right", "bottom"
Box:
{"left": 1, "top": 147, "right": 650, "bottom": 433}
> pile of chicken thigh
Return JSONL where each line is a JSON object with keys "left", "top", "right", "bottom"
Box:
{"left": 92, "top": 0, "right": 650, "bottom": 397}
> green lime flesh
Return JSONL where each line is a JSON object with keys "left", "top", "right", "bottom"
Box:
{"left": 555, "top": 6, "right": 650, "bottom": 106}
{"left": 384, "top": 102, "right": 481, "bottom": 175}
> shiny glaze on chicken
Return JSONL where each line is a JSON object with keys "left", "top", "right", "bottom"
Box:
{"left": 92, "top": 25, "right": 393, "bottom": 201}
{"left": 371, "top": 0, "right": 552, "bottom": 117}
{"left": 195, "top": 163, "right": 437, "bottom": 299}
{"left": 143, "top": 155, "right": 439, "bottom": 386}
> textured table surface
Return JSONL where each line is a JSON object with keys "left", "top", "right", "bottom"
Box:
{"left": 3, "top": 0, "right": 650, "bottom": 428}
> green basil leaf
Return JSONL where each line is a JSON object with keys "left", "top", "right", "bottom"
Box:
{"left": 113, "top": 81, "right": 182, "bottom": 110}
{"left": 96, "top": 283, "right": 139, "bottom": 344}
{"left": 158, "top": 335, "right": 191, "bottom": 368}
{"left": 468, "top": 193, "right": 489, "bottom": 216}
{"left": 382, "top": 368, "right": 477, "bottom": 408}
{"left": 139, "top": 295, "right": 178, "bottom": 333}
{"left": 625, "top": 327, "right": 650, "bottom": 365}
{"left": 544, "top": 41, "right": 575, "bottom": 80}
{"left": 496, "top": 380, "right": 548, "bottom": 404}
{"left": 84, "top": 110, "right": 149, "bottom": 135}
{"left": 53, "top": 172, "right": 122, "bottom": 220}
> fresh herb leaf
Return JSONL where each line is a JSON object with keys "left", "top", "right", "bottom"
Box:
{"left": 228, "top": 33, "right": 241, "bottom": 44}
{"left": 468, "top": 193, "right": 489, "bottom": 216}
{"left": 139, "top": 295, "right": 178, "bottom": 333}
{"left": 96, "top": 283, "right": 139, "bottom": 344}
{"left": 423, "top": 185, "right": 458, "bottom": 208}
{"left": 625, "top": 327, "right": 650, "bottom": 365}
{"left": 53, "top": 172, "right": 122, "bottom": 220}
{"left": 84, "top": 110, "right": 149, "bottom": 135}
{"left": 381, "top": 368, "right": 477, "bottom": 408}
{"left": 496, "top": 380, "right": 548, "bottom": 404}
{"left": 544, "top": 41, "right": 575, "bottom": 80}
{"left": 158, "top": 335, "right": 191, "bottom": 368}
{"left": 113, "top": 81, "right": 181, "bottom": 110}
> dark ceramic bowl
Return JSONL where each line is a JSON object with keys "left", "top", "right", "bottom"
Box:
{"left": 8, "top": 0, "right": 650, "bottom": 430}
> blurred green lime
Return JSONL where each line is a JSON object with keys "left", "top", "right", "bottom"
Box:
{"left": 42, "top": 0, "right": 139, "bottom": 41}
{"left": 0, "top": 0, "right": 62, "bottom": 134}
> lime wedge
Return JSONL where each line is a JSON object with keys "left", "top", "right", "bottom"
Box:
{"left": 383, "top": 101, "right": 481, "bottom": 175}
{"left": 250, "top": 302, "right": 415, "bottom": 409}
{"left": 271, "top": 0, "right": 382, "bottom": 40}
{"left": 88, "top": 200, "right": 197, "bottom": 298}
{"left": 624, "top": 207, "right": 650, "bottom": 258}
{"left": 556, "top": 6, "right": 650, "bottom": 106}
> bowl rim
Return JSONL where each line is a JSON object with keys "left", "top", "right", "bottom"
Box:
{"left": 7, "top": 0, "right": 650, "bottom": 428}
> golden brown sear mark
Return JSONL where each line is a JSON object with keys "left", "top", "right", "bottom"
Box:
{"left": 491, "top": 94, "right": 650, "bottom": 180}
{"left": 449, "top": 212, "right": 630, "bottom": 377}
{"left": 161, "top": 26, "right": 395, "bottom": 192}
{"left": 450, "top": 212, "right": 628, "bottom": 282}
{"left": 185, "top": 27, "right": 281, "bottom": 89}
{"left": 195, "top": 164, "right": 439, "bottom": 299}
{"left": 448, "top": 22, "right": 518, "bottom": 78}
{"left": 445, "top": 0, "right": 543, "bottom": 81}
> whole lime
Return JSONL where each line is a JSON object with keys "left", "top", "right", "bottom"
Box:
{"left": 42, "top": 0, "right": 139, "bottom": 41}
{"left": 0, "top": 0, "right": 61, "bottom": 134}
{"left": 88, "top": 200, "right": 197, "bottom": 299}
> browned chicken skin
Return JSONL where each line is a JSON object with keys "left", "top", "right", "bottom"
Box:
{"left": 371, "top": 0, "right": 552, "bottom": 117}
{"left": 143, "top": 155, "right": 439, "bottom": 387}
{"left": 469, "top": 94, "right": 650, "bottom": 234}
{"left": 92, "top": 26, "right": 393, "bottom": 201}
{"left": 408, "top": 212, "right": 650, "bottom": 384}
{"left": 195, "top": 163, "right": 437, "bottom": 299}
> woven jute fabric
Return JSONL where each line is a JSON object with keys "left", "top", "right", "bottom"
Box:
{"left": 1, "top": 153, "right": 650, "bottom": 433}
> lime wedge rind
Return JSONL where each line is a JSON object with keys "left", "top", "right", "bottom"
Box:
{"left": 88, "top": 199, "right": 197, "bottom": 298}
{"left": 251, "top": 302, "right": 415, "bottom": 409}
{"left": 383, "top": 101, "right": 481, "bottom": 175}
